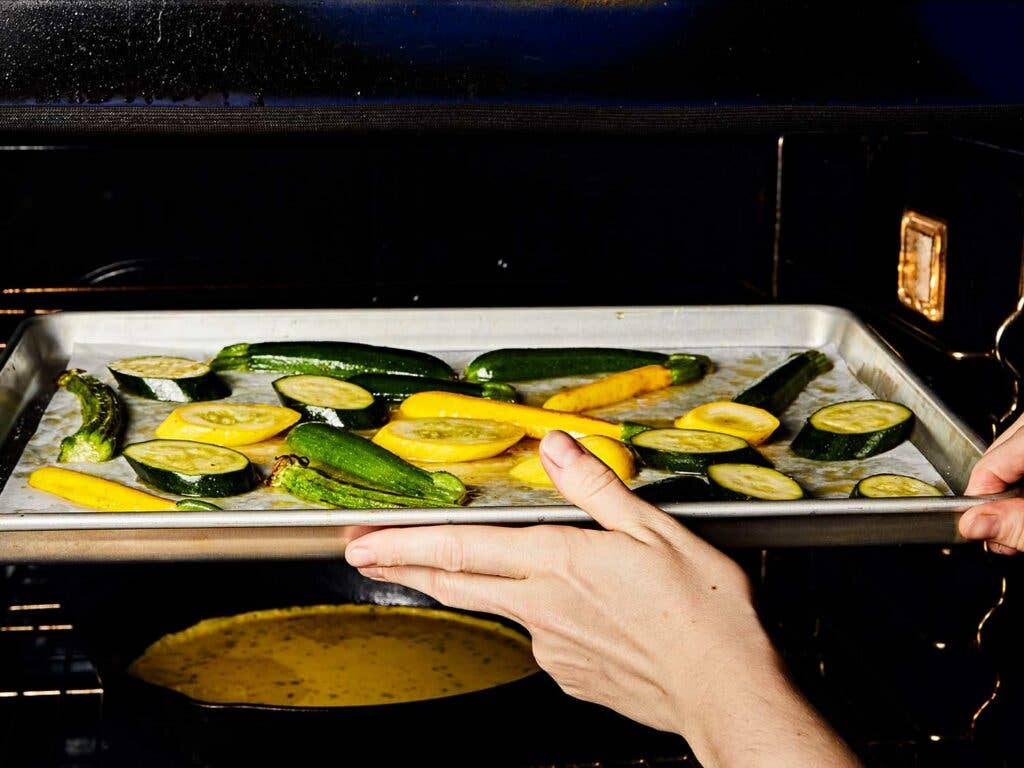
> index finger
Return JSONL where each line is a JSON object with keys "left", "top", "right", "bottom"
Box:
{"left": 345, "top": 524, "right": 534, "bottom": 579}
{"left": 967, "top": 426, "right": 1024, "bottom": 495}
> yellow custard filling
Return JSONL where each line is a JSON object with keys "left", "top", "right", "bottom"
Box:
{"left": 129, "top": 604, "right": 538, "bottom": 707}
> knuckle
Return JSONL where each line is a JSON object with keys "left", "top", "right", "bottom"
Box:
{"left": 428, "top": 570, "right": 456, "bottom": 605}
{"left": 576, "top": 465, "right": 619, "bottom": 504}
{"left": 435, "top": 535, "right": 466, "bottom": 573}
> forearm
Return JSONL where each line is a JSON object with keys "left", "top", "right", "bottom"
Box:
{"left": 677, "top": 647, "right": 862, "bottom": 768}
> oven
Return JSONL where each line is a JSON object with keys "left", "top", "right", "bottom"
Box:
{"left": 2, "top": 2, "right": 1024, "bottom": 766}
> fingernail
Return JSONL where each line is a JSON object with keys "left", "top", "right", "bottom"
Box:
{"left": 966, "top": 513, "right": 1000, "bottom": 541}
{"left": 358, "top": 566, "right": 384, "bottom": 580}
{"left": 346, "top": 544, "right": 376, "bottom": 567}
{"left": 540, "top": 430, "right": 583, "bottom": 469}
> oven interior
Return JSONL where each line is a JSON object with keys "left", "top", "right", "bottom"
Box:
{"left": 4, "top": 4, "right": 1024, "bottom": 765}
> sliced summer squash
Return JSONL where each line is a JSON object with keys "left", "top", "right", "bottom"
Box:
{"left": 733, "top": 350, "right": 833, "bottom": 416}
{"left": 211, "top": 341, "right": 455, "bottom": 380}
{"left": 629, "top": 428, "right": 768, "bottom": 473}
{"left": 268, "top": 456, "right": 454, "bottom": 509}
{"left": 28, "top": 466, "right": 220, "bottom": 512}
{"left": 398, "top": 391, "right": 648, "bottom": 441}
{"left": 272, "top": 375, "right": 387, "bottom": 430}
{"left": 635, "top": 475, "right": 713, "bottom": 503}
{"left": 509, "top": 435, "right": 636, "bottom": 486}
{"left": 154, "top": 403, "right": 301, "bottom": 447}
{"left": 123, "top": 439, "right": 259, "bottom": 497}
{"left": 347, "top": 373, "right": 519, "bottom": 404}
{"left": 108, "top": 356, "right": 230, "bottom": 403}
{"left": 56, "top": 369, "right": 126, "bottom": 463}
{"left": 285, "top": 422, "right": 467, "bottom": 504}
{"left": 790, "top": 400, "right": 914, "bottom": 460}
{"left": 372, "top": 418, "right": 525, "bottom": 463}
{"left": 707, "top": 464, "right": 805, "bottom": 501}
{"left": 674, "top": 401, "right": 780, "bottom": 446}
{"left": 543, "top": 359, "right": 712, "bottom": 413}
{"left": 465, "top": 348, "right": 712, "bottom": 383}
{"left": 851, "top": 474, "right": 943, "bottom": 498}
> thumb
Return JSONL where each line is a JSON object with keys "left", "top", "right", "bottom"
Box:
{"left": 959, "top": 499, "right": 1024, "bottom": 555}
{"left": 966, "top": 428, "right": 1024, "bottom": 495}
{"left": 539, "top": 430, "right": 666, "bottom": 538}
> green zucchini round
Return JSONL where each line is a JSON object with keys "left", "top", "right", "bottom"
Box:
{"left": 707, "top": 463, "right": 805, "bottom": 501}
{"left": 272, "top": 375, "right": 387, "bottom": 430}
{"left": 791, "top": 400, "right": 914, "bottom": 461}
{"left": 635, "top": 475, "right": 712, "bottom": 503}
{"left": 850, "top": 474, "right": 943, "bottom": 498}
{"left": 108, "top": 356, "right": 230, "bottom": 403}
{"left": 123, "top": 440, "right": 259, "bottom": 497}
{"left": 629, "top": 428, "right": 769, "bottom": 473}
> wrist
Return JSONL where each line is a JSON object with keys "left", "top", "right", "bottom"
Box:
{"left": 673, "top": 641, "right": 859, "bottom": 768}
{"left": 671, "top": 627, "right": 783, "bottom": 742}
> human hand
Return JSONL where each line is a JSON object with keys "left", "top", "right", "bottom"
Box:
{"left": 345, "top": 431, "right": 858, "bottom": 767}
{"left": 960, "top": 412, "right": 1024, "bottom": 554}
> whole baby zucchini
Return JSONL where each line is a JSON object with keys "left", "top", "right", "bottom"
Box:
{"left": 465, "top": 348, "right": 712, "bottom": 383}
{"left": 346, "top": 373, "right": 519, "bottom": 403}
{"left": 124, "top": 439, "right": 260, "bottom": 497}
{"left": 269, "top": 456, "right": 454, "bottom": 509}
{"left": 211, "top": 341, "right": 455, "bottom": 380}
{"left": 791, "top": 400, "right": 914, "bottom": 460}
{"left": 285, "top": 422, "right": 467, "bottom": 504}
{"left": 108, "top": 356, "right": 230, "bottom": 403}
{"left": 56, "top": 369, "right": 126, "bottom": 463}
{"left": 733, "top": 350, "right": 833, "bottom": 416}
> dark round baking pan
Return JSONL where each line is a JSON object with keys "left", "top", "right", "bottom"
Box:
{"left": 50, "top": 560, "right": 684, "bottom": 767}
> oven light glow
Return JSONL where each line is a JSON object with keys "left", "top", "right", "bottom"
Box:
{"left": 898, "top": 211, "right": 947, "bottom": 322}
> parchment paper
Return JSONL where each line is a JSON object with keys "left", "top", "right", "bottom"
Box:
{"left": 0, "top": 342, "right": 950, "bottom": 514}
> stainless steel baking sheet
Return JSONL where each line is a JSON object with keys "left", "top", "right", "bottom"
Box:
{"left": 0, "top": 306, "right": 995, "bottom": 560}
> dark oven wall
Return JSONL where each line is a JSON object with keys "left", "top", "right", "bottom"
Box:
{"left": 0, "top": 135, "right": 776, "bottom": 310}
{"left": 780, "top": 132, "right": 1024, "bottom": 442}
{"left": 2, "top": 133, "right": 1024, "bottom": 768}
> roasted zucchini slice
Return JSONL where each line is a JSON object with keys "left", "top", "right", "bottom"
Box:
{"left": 674, "top": 401, "right": 781, "bottom": 445}
{"left": 510, "top": 435, "right": 636, "bottom": 486}
{"left": 707, "top": 463, "right": 805, "bottom": 501}
{"left": 154, "top": 403, "right": 301, "bottom": 447}
{"left": 635, "top": 475, "right": 713, "bottom": 503}
{"left": 791, "top": 400, "right": 914, "bottom": 460}
{"left": 630, "top": 428, "right": 768, "bottom": 473}
{"left": 272, "top": 375, "right": 387, "bottom": 430}
{"left": 851, "top": 474, "right": 943, "bottom": 498}
{"left": 108, "top": 356, "right": 229, "bottom": 402}
{"left": 372, "top": 418, "right": 525, "bottom": 463}
{"left": 124, "top": 439, "right": 260, "bottom": 497}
